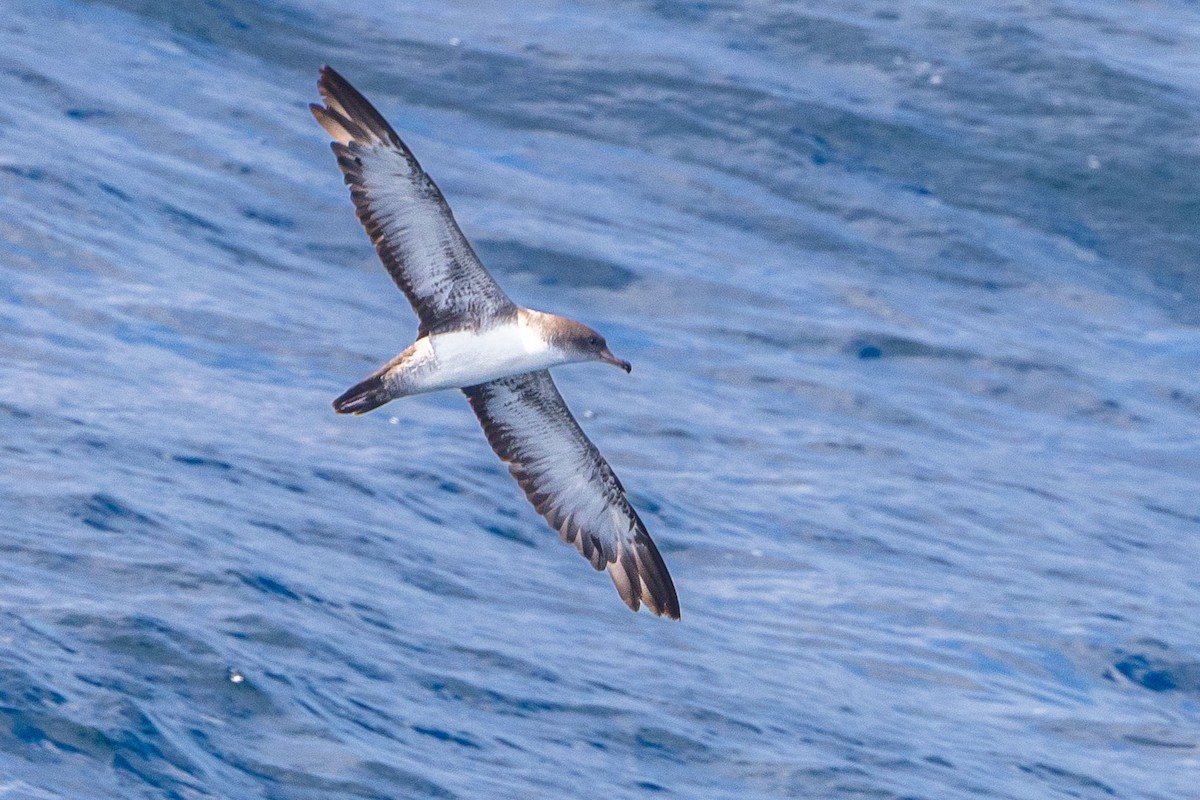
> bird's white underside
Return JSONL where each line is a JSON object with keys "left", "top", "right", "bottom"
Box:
{"left": 391, "top": 313, "right": 575, "bottom": 395}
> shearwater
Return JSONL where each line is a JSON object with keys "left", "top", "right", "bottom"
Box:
{"left": 310, "top": 66, "right": 679, "bottom": 619}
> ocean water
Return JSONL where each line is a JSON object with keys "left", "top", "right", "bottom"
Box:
{"left": 2, "top": 0, "right": 1199, "bottom": 797}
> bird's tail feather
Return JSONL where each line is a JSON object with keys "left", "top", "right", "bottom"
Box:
{"left": 333, "top": 373, "right": 394, "bottom": 414}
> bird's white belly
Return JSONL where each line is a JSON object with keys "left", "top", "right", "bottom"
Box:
{"left": 410, "top": 324, "right": 563, "bottom": 392}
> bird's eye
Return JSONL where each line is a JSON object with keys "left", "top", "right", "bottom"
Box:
{"left": 589, "top": 336, "right": 601, "bottom": 347}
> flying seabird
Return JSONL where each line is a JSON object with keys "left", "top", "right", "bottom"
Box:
{"left": 310, "top": 66, "right": 680, "bottom": 619}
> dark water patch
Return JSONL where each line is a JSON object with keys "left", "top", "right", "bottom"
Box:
{"left": 65, "top": 107, "right": 111, "bottom": 121}
{"left": 0, "top": 673, "right": 205, "bottom": 796}
{"left": 97, "top": 181, "right": 132, "bottom": 203}
{"left": 419, "top": 674, "right": 623, "bottom": 719}
{"left": 264, "top": 518, "right": 405, "bottom": 562}
{"left": 356, "top": 760, "right": 458, "bottom": 800}
{"left": 348, "top": 603, "right": 399, "bottom": 634}
{"left": 70, "top": 492, "right": 159, "bottom": 533}
{"left": 1140, "top": 500, "right": 1200, "bottom": 526}
{"left": 474, "top": 239, "right": 637, "bottom": 290}
{"left": 676, "top": 703, "right": 763, "bottom": 737}
{"left": 449, "top": 646, "right": 559, "bottom": 684}
{"left": 76, "top": 615, "right": 220, "bottom": 670}
{"left": 1, "top": 164, "right": 84, "bottom": 199}
{"left": 1096, "top": 529, "right": 1151, "bottom": 554}
{"left": 311, "top": 468, "right": 376, "bottom": 498}
{"left": 120, "top": 304, "right": 290, "bottom": 349}
{"left": 992, "top": 480, "right": 1066, "bottom": 504}
{"left": 934, "top": 239, "right": 1012, "bottom": 271}
{"left": 241, "top": 208, "right": 296, "bottom": 229}
{"left": 258, "top": 470, "right": 308, "bottom": 495}
{"left": 0, "top": 703, "right": 107, "bottom": 757}
{"left": 171, "top": 452, "right": 234, "bottom": 472}
{"left": 341, "top": 656, "right": 394, "bottom": 684}
{"left": 0, "top": 400, "right": 33, "bottom": 419}
{"left": 990, "top": 357, "right": 1073, "bottom": 376}
{"left": 921, "top": 265, "right": 1028, "bottom": 293}
{"left": 806, "top": 529, "right": 905, "bottom": 562}
{"left": 710, "top": 326, "right": 830, "bottom": 353}
{"left": 8, "top": 66, "right": 69, "bottom": 99}
{"left": 0, "top": 667, "right": 68, "bottom": 709}
{"left": 86, "top": 0, "right": 341, "bottom": 70}
{"left": 247, "top": 518, "right": 290, "bottom": 537}
{"left": 1108, "top": 650, "right": 1200, "bottom": 695}
{"left": 191, "top": 734, "right": 443, "bottom": 800}
{"left": 206, "top": 235, "right": 302, "bottom": 274}
{"left": 339, "top": 696, "right": 403, "bottom": 740}
{"left": 412, "top": 725, "right": 482, "bottom": 749}
{"left": 1, "top": 164, "right": 49, "bottom": 183}
{"left": 857, "top": 342, "right": 883, "bottom": 360}
{"left": 845, "top": 335, "right": 977, "bottom": 362}
{"left": 401, "top": 568, "right": 479, "bottom": 601}
{"left": 1164, "top": 387, "right": 1200, "bottom": 416}
{"left": 1017, "top": 762, "right": 1115, "bottom": 797}
{"left": 1072, "top": 398, "right": 1146, "bottom": 426}
{"left": 158, "top": 202, "right": 224, "bottom": 235}
{"left": 482, "top": 522, "right": 536, "bottom": 548}
{"left": 621, "top": 725, "right": 712, "bottom": 764}
{"left": 806, "top": 439, "right": 906, "bottom": 460}
{"left": 224, "top": 613, "right": 311, "bottom": 649}
{"left": 1121, "top": 734, "right": 1196, "bottom": 750}
{"left": 234, "top": 572, "right": 304, "bottom": 602}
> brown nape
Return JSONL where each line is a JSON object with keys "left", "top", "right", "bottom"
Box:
{"left": 539, "top": 315, "right": 592, "bottom": 345}
{"left": 542, "top": 316, "right": 608, "bottom": 354}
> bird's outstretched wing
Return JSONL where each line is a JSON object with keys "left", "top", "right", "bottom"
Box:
{"left": 310, "top": 66, "right": 515, "bottom": 336}
{"left": 463, "top": 371, "right": 680, "bottom": 618}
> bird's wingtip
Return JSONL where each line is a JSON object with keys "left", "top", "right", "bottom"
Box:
{"left": 607, "top": 534, "right": 680, "bottom": 620}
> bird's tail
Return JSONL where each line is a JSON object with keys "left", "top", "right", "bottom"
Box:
{"left": 333, "top": 373, "right": 394, "bottom": 415}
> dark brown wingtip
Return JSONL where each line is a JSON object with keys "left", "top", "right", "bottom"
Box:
{"left": 658, "top": 584, "right": 682, "bottom": 620}
{"left": 640, "top": 533, "right": 681, "bottom": 620}
{"left": 608, "top": 528, "right": 680, "bottom": 620}
{"left": 316, "top": 64, "right": 346, "bottom": 96}
{"left": 313, "top": 65, "right": 403, "bottom": 148}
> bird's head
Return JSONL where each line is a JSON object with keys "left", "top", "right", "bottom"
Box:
{"left": 551, "top": 318, "right": 631, "bottom": 373}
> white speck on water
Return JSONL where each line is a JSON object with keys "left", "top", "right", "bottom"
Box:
{"left": 583, "top": 409, "right": 595, "bottom": 419}
{"left": 929, "top": 73, "right": 943, "bottom": 85}
{"left": 1087, "top": 154, "right": 1101, "bottom": 169}
{"left": 229, "top": 670, "right": 245, "bottom": 684}
{"left": 389, "top": 416, "right": 400, "bottom": 425}
{"left": 449, "top": 37, "right": 461, "bottom": 47}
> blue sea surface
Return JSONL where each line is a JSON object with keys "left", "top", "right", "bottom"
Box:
{"left": 2, "top": 1, "right": 1199, "bottom": 797}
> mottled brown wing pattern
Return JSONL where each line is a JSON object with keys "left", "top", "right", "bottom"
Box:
{"left": 463, "top": 371, "right": 680, "bottom": 618}
{"left": 310, "top": 66, "right": 515, "bottom": 335}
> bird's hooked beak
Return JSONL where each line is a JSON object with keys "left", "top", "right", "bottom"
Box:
{"left": 599, "top": 348, "right": 632, "bottom": 373}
